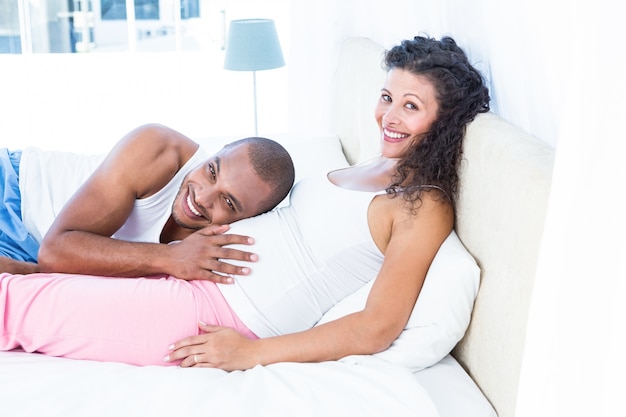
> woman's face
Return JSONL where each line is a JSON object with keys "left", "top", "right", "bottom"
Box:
{"left": 374, "top": 69, "right": 440, "bottom": 158}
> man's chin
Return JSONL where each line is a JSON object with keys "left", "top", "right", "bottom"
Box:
{"left": 172, "top": 212, "right": 206, "bottom": 231}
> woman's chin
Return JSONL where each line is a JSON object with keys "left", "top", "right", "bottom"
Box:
{"left": 380, "top": 143, "right": 409, "bottom": 159}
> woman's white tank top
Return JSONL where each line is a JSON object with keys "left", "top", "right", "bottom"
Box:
{"left": 218, "top": 173, "right": 386, "bottom": 338}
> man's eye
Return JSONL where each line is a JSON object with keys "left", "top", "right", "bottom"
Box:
{"left": 225, "top": 197, "right": 235, "bottom": 211}
{"left": 208, "top": 163, "right": 216, "bottom": 180}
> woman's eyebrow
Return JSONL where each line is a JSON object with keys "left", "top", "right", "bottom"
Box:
{"left": 404, "top": 93, "right": 425, "bottom": 105}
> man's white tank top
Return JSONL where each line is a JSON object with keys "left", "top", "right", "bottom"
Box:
{"left": 218, "top": 173, "right": 386, "bottom": 338}
{"left": 19, "top": 147, "right": 207, "bottom": 243}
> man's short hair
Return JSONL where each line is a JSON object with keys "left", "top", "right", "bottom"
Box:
{"left": 226, "top": 137, "right": 295, "bottom": 214}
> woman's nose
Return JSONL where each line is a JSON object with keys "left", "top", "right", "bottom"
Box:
{"left": 383, "top": 105, "right": 401, "bottom": 125}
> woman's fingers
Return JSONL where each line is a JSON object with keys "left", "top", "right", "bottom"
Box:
{"left": 163, "top": 323, "right": 225, "bottom": 364}
{"left": 164, "top": 323, "right": 255, "bottom": 370}
{"left": 163, "top": 336, "right": 203, "bottom": 363}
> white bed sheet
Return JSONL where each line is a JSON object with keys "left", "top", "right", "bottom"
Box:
{"left": 0, "top": 350, "right": 495, "bottom": 417}
{"left": 415, "top": 355, "right": 497, "bottom": 417}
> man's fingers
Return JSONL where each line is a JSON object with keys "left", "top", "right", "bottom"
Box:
{"left": 199, "top": 224, "right": 230, "bottom": 236}
{"left": 192, "top": 243, "right": 257, "bottom": 264}
{"left": 198, "top": 271, "right": 236, "bottom": 284}
{"left": 193, "top": 227, "right": 255, "bottom": 245}
{"left": 215, "top": 246, "right": 258, "bottom": 262}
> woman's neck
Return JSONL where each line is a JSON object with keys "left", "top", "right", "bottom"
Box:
{"left": 327, "top": 155, "right": 397, "bottom": 192}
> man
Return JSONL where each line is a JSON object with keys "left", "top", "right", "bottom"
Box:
{"left": 1, "top": 123, "right": 295, "bottom": 282}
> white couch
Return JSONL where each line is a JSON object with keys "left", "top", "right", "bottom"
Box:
{"left": 0, "top": 37, "right": 554, "bottom": 417}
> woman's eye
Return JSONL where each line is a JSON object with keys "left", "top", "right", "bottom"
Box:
{"left": 405, "top": 102, "right": 418, "bottom": 110}
{"left": 381, "top": 94, "right": 391, "bottom": 102}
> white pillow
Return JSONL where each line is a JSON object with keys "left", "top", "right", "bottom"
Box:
{"left": 197, "top": 134, "right": 349, "bottom": 183}
{"left": 316, "top": 230, "right": 480, "bottom": 372}
{"left": 197, "top": 134, "right": 350, "bottom": 208}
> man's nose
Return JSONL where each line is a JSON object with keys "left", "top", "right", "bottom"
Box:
{"left": 194, "top": 186, "right": 217, "bottom": 210}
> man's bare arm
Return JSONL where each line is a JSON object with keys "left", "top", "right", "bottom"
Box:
{"left": 40, "top": 224, "right": 256, "bottom": 281}
{"left": 38, "top": 124, "right": 255, "bottom": 281}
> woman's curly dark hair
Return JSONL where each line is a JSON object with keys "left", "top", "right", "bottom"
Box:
{"left": 384, "top": 35, "right": 490, "bottom": 210}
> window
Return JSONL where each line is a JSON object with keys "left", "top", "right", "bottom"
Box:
{"left": 101, "top": 0, "right": 160, "bottom": 21}
{"left": 0, "top": 0, "right": 20, "bottom": 53}
{"left": 0, "top": 0, "right": 216, "bottom": 54}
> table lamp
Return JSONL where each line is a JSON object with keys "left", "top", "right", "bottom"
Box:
{"left": 224, "top": 18, "right": 285, "bottom": 136}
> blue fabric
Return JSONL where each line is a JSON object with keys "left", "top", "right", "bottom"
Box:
{"left": 0, "top": 148, "right": 39, "bottom": 262}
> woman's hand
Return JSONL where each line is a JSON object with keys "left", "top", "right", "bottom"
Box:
{"left": 164, "top": 322, "right": 257, "bottom": 371}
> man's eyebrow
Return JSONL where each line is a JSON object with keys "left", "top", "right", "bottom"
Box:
{"left": 215, "top": 155, "right": 243, "bottom": 213}
{"left": 228, "top": 192, "right": 243, "bottom": 213}
{"left": 215, "top": 156, "right": 222, "bottom": 172}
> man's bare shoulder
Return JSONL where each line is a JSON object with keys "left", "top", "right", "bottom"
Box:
{"left": 102, "top": 124, "right": 200, "bottom": 197}
{"left": 120, "top": 123, "right": 198, "bottom": 161}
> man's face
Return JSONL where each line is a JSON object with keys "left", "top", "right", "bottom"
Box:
{"left": 172, "top": 144, "right": 273, "bottom": 229}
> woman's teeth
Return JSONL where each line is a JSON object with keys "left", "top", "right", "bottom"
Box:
{"left": 384, "top": 129, "right": 408, "bottom": 139}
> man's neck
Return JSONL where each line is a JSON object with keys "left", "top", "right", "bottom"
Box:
{"left": 159, "top": 216, "right": 194, "bottom": 243}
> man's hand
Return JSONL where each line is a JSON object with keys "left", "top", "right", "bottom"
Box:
{"left": 164, "top": 224, "right": 258, "bottom": 283}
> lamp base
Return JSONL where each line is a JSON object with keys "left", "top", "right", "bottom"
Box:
{"left": 252, "top": 70, "right": 258, "bottom": 136}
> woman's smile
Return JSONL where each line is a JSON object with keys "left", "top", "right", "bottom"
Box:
{"left": 382, "top": 127, "right": 410, "bottom": 143}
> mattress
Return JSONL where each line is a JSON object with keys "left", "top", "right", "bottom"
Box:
{"left": 0, "top": 350, "right": 495, "bottom": 417}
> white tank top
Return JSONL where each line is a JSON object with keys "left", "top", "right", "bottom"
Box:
{"left": 112, "top": 148, "right": 207, "bottom": 243}
{"left": 19, "top": 147, "right": 207, "bottom": 243}
{"left": 19, "top": 148, "right": 106, "bottom": 243}
{"left": 218, "top": 173, "right": 386, "bottom": 338}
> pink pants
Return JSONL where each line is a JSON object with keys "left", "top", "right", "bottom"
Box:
{"left": 0, "top": 272, "right": 257, "bottom": 366}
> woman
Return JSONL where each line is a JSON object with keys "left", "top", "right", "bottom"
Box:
{"left": 0, "top": 35, "right": 489, "bottom": 370}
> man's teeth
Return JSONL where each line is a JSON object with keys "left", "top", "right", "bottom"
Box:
{"left": 384, "top": 129, "right": 408, "bottom": 139}
{"left": 187, "top": 194, "right": 202, "bottom": 217}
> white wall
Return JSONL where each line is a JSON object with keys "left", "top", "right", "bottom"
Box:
{"left": 287, "top": 1, "right": 625, "bottom": 416}
{"left": 0, "top": 0, "right": 290, "bottom": 153}
{"left": 0, "top": 49, "right": 289, "bottom": 154}
{"left": 288, "top": 0, "right": 584, "bottom": 149}
{"left": 514, "top": 4, "right": 626, "bottom": 416}
{"left": 2, "top": 0, "right": 591, "bottom": 153}
{"left": 1, "top": 1, "right": 614, "bottom": 153}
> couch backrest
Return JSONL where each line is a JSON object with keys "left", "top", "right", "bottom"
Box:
{"left": 330, "top": 37, "right": 386, "bottom": 164}
{"left": 453, "top": 112, "right": 554, "bottom": 417}
{"left": 330, "top": 37, "right": 555, "bottom": 417}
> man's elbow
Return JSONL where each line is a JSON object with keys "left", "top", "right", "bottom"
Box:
{"left": 36, "top": 241, "right": 63, "bottom": 272}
